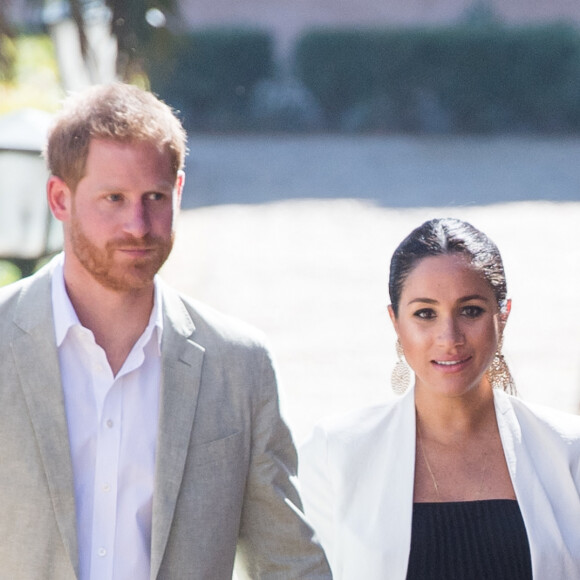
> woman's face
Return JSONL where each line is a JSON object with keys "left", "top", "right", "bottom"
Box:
{"left": 389, "top": 253, "right": 508, "bottom": 399}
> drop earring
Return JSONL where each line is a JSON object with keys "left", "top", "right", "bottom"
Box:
{"left": 391, "top": 338, "right": 411, "bottom": 394}
{"left": 487, "top": 336, "right": 516, "bottom": 395}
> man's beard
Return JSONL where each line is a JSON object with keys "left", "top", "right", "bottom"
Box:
{"left": 69, "top": 214, "right": 174, "bottom": 292}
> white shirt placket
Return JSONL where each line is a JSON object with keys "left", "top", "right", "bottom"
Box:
{"left": 90, "top": 370, "right": 122, "bottom": 579}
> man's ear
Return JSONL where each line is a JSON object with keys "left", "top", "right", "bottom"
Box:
{"left": 47, "top": 176, "right": 72, "bottom": 222}
{"left": 174, "top": 170, "right": 185, "bottom": 210}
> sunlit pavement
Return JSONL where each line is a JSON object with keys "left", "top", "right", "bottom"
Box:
{"left": 161, "top": 135, "right": 580, "bottom": 443}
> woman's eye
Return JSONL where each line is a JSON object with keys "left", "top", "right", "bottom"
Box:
{"left": 462, "top": 305, "right": 484, "bottom": 318}
{"left": 414, "top": 308, "right": 435, "bottom": 320}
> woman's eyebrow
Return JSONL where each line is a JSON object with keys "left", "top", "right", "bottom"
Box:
{"left": 407, "top": 294, "right": 490, "bottom": 306}
{"left": 407, "top": 297, "right": 437, "bottom": 306}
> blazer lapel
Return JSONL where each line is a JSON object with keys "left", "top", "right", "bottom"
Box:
{"left": 494, "top": 390, "right": 580, "bottom": 578}
{"left": 150, "top": 284, "right": 205, "bottom": 579}
{"left": 11, "top": 266, "right": 79, "bottom": 576}
{"left": 364, "top": 389, "right": 416, "bottom": 580}
{"left": 335, "top": 389, "right": 416, "bottom": 580}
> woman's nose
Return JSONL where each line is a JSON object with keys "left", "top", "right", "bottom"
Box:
{"left": 437, "top": 317, "right": 465, "bottom": 346}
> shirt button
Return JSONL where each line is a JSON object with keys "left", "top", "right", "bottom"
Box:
{"left": 98, "top": 548, "right": 107, "bottom": 557}
{"left": 103, "top": 483, "right": 111, "bottom": 492}
{"left": 106, "top": 419, "right": 114, "bottom": 428}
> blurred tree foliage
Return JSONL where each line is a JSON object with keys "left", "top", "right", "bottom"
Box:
{"left": 102, "top": 0, "right": 179, "bottom": 80}
{"left": 0, "top": 6, "right": 16, "bottom": 81}
{"left": 0, "top": 0, "right": 179, "bottom": 81}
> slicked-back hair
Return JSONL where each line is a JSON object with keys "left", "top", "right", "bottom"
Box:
{"left": 389, "top": 218, "right": 508, "bottom": 317}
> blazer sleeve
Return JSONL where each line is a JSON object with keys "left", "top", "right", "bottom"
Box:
{"left": 298, "top": 426, "right": 336, "bottom": 569}
{"left": 234, "top": 345, "right": 332, "bottom": 579}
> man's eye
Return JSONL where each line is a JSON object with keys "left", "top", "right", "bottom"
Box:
{"left": 106, "top": 193, "right": 123, "bottom": 202}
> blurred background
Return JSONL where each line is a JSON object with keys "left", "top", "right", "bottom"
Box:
{"left": 1, "top": 0, "right": 580, "bottom": 442}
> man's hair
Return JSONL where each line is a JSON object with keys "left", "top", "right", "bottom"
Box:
{"left": 44, "top": 83, "right": 187, "bottom": 190}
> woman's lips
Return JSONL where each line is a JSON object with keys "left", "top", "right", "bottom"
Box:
{"left": 431, "top": 356, "right": 472, "bottom": 370}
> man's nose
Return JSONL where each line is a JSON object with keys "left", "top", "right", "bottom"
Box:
{"left": 123, "top": 201, "right": 150, "bottom": 237}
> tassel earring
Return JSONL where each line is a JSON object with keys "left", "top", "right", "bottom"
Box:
{"left": 391, "top": 339, "right": 411, "bottom": 394}
{"left": 487, "top": 336, "right": 516, "bottom": 395}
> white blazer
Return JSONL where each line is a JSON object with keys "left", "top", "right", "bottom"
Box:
{"left": 299, "top": 387, "right": 580, "bottom": 579}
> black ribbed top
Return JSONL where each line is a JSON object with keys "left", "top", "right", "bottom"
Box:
{"left": 405, "top": 499, "right": 532, "bottom": 580}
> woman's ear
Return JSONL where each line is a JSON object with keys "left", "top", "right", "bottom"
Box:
{"left": 388, "top": 304, "right": 398, "bottom": 332}
{"left": 500, "top": 298, "right": 512, "bottom": 327}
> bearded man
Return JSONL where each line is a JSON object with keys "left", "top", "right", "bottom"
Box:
{"left": 0, "top": 83, "right": 331, "bottom": 580}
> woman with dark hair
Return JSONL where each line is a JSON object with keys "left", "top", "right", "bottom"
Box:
{"left": 299, "top": 218, "right": 580, "bottom": 579}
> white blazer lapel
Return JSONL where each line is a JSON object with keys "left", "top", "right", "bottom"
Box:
{"left": 332, "top": 389, "right": 416, "bottom": 580}
{"left": 360, "top": 389, "right": 415, "bottom": 580}
{"left": 495, "top": 390, "right": 580, "bottom": 578}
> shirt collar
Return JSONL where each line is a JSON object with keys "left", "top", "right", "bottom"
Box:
{"left": 51, "top": 252, "right": 164, "bottom": 352}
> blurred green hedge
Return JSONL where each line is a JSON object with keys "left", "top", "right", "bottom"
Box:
{"left": 147, "top": 27, "right": 275, "bottom": 131}
{"left": 146, "top": 23, "right": 580, "bottom": 133}
{"left": 293, "top": 23, "right": 580, "bottom": 132}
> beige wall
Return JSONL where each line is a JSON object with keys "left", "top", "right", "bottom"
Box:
{"left": 178, "top": 0, "right": 580, "bottom": 53}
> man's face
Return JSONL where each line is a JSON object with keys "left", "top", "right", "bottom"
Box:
{"left": 60, "top": 138, "right": 182, "bottom": 292}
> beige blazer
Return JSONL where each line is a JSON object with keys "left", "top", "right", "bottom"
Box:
{"left": 0, "top": 260, "right": 331, "bottom": 579}
{"left": 299, "top": 387, "right": 580, "bottom": 579}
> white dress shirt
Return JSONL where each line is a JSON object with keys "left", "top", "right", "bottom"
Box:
{"left": 51, "top": 254, "right": 162, "bottom": 580}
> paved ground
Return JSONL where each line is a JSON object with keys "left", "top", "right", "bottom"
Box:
{"left": 161, "top": 135, "right": 580, "bottom": 443}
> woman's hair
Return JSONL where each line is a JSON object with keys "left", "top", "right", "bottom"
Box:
{"left": 44, "top": 83, "right": 187, "bottom": 190}
{"left": 388, "top": 218, "right": 507, "bottom": 317}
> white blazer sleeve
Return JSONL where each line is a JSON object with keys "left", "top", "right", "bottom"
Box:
{"left": 299, "top": 425, "right": 336, "bottom": 567}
